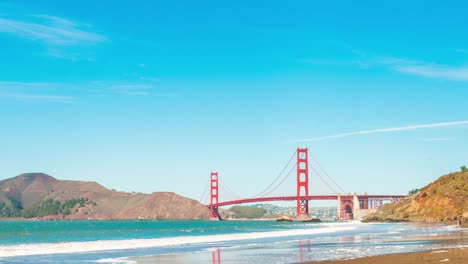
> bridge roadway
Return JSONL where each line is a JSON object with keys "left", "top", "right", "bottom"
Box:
{"left": 208, "top": 194, "right": 406, "bottom": 207}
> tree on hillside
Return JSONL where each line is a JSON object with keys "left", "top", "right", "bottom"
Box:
{"left": 229, "top": 206, "right": 266, "bottom": 219}
{"left": 408, "top": 188, "right": 422, "bottom": 195}
{"left": 461, "top": 165, "right": 468, "bottom": 172}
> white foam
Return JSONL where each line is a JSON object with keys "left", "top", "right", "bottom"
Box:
{"left": 97, "top": 257, "right": 136, "bottom": 264}
{"left": 0, "top": 225, "right": 356, "bottom": 257}
{"left": 432, "top": 250, "right": 448, "bottom": 254}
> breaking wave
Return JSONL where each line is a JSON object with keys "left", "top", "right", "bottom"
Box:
{"left": 0, "top": 224, "right": 357, "bottom": 257}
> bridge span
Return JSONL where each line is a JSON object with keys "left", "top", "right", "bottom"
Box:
{"left": 210, "top": 195, "right": 405, "bottom": 207}
{"left": 204, "top": 148, "right": 406, "bottom": 220}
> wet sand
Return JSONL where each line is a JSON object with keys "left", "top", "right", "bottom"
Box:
{"left": 307, "top": 222, "right": 468, "bottom": 264}
{"left": 307, "top": 247, "right": 468, "bottom": 264}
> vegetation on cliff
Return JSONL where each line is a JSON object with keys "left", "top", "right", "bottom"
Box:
{"left": 461, "top": 165, "right": 468, "bottom": 172}
{"left": 0, "top": 197, "right": 94, "bottom": 218}
{"left": 364, "top": 169, "right": 468, "bottom": 222}
{"left": 228, "top": 205, "right": 267, "bottom": 219}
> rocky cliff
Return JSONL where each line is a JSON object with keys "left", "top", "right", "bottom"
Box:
{"left": 364, "top": 171, "right": 468, "bottom": 222}
{"left": 0, "top": 173, "right": 209, "bottom": 220}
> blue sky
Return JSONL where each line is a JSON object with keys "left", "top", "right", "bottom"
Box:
{"left": 1, "top": 1, "right": 467, "bottom": 204}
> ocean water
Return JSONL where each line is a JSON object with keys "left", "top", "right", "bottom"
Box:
{"left": 0, "top": 220, "right": 466, "bottom": 263}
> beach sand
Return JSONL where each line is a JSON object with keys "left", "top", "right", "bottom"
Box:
{"left": 307, "top": 247, "right": 468, "bottom": 264}
{"left": 307, "top": 222, "right": 467, "bottom": 264}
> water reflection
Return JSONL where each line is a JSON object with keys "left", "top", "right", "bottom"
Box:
{"left": 211, "top": 248, "right": 221, "bottom": 264}
{"left": 298, "top": 239, "right": 312, "bottom": 262}
{"left": 209, "top": 240, "right": 316, "bottom": 264}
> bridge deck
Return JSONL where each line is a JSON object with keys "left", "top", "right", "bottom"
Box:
{"left": 208, "top": 195, "right": 406, "bottom": 207}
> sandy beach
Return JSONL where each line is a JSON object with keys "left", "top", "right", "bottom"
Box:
{"left": 305, "top": 222, "right": 468, "bottom": 264}
{"left": 307, "top": 247, "right": 468, "bottom": 264}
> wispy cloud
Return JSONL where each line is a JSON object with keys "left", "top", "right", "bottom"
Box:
{"left": 0, "top": 14, "right": 105, "bottom": 58}
{"left": 0, "top": 79, "right": 174, "bottom": 103}
{"left": 363, "top": 55, "right": 468, "bottom": 81}
{"left": 376, "top": 56, "right": 468, "bottom": 81}
{"left": 0, "top": 81, "right": 76, "bottom": 103}
{"left": 392, "top": 63, "right": 468, "bottom": 81}
{"left": 0, "top": 15, "right": 105, "bottom": 45}
{"left": 294, "top": 121, "right": 468, "bottom": 142}
{"left": 307, "top": 55, "right": 468, "bottom": 82}
{"left": 89, "top": 79, "right": 176, "bottom": 97}
{"left": 303, "top": 41, "right": 468, "bottom": 82}
{"left": 0, "top": 92, "right": 75, "bottom": 103}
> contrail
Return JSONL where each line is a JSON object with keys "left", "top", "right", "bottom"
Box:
{"left": 294, "top": 120, "right": 468, "bottom": 142}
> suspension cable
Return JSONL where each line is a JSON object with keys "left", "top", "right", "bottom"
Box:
{"left": 261, "top": 163, "right": 297, "bottom": 197}
{"left": 308, "top": 162, "right": 338, "bottom": 194}
{"left": 252, "top": 150, "right": 297, "bottom": 198}
{"left": 199, "top": 178, "right": 209, "bottom": 204}
{"left": 308, "top": 152, "right": 346, "bottom": 194}
{"left": 219, "top": 178, "right": 243, "bottom": 199}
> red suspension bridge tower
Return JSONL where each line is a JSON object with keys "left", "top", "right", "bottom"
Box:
{"left": 296, "top": 148, "right": 310, "bottom": 220}
{"left": 209, "top": 172, "right": 220, "bottom": 220}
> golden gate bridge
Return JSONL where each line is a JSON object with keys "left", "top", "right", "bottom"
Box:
{"left": 202, "top": 148, "right": 406, "bottom": 220}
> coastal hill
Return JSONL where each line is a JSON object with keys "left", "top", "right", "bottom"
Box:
{"left": 364, "top": 170, "right": 468, "bottom": 222}
{"left": 0, "top": 173, "right": 209, "bottom": 220}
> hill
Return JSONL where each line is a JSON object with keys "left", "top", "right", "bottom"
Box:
{"left": 364, "top": 171, "right": 468, "bottom": 222}
{"left": 219, "top": 205, "right": 267, "bottom": 219}
{"left": 0, "top": 173, "right": 209, "bottom": 220}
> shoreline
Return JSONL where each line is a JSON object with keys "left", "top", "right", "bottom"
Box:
{"left": 304, "top": 221, "right": 467, "bottom": 263}
{"left": 306, "top": 247, "right": 468, "bottom": 264}
{"left": 0, "top": 220, "right": 465, "bottom": 263}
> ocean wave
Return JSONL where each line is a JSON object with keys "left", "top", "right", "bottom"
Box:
{"left": 0, "top": 224, "right": 357, "bottom": 257}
